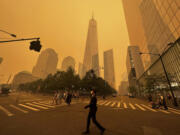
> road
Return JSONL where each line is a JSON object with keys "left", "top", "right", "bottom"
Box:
{"left": 0, "top": 94, "right": 180, "bottom": 135}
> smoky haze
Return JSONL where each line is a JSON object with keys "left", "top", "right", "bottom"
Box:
{"left": 0, "top": 0, "right": 129, "bottom": 89}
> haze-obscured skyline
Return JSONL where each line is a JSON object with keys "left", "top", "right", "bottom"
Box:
{"left": 0, "top": 0, "right": 129, "bottom": 88}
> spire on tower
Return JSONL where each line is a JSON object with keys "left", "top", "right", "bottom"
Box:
{"left": 92, "top": 11, "right": 94, "bottom": 19}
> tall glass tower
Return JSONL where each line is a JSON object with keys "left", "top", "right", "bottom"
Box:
{"left": 82, "top": 16, "right": 99, "bottom": 77}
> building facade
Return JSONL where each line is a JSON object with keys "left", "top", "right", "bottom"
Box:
{"left": 32, "top": 48, "right": 58, "bottom": 79}
{"left": 126, "top": 46, "right": 144, "bottom": 86}
{"left": 139, "top": 0, "right": 177, "bottom": 55}
{"left": 61, "top": 56, "right": 75, "bottom": 71}
{"left": 104, "top": 49, "right": 116, "bottom": 89}
{"left": 82, "top": 16, "right": 99, "bottom": 77}
{"left": 119, "top": 81, "right": 129, "bottom": 96}
{"left": 78, "top": 62, "right": 84, "bottom": 79}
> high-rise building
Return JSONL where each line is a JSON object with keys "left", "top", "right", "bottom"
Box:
{"left": 61, "top": 56, "right": 75, "bottom": 71}
{"left": 152, "top": 0, "right": 180, "bottom": 40}
{"left": 126, "top": 46, "right": 144, "bottom": 86}
{"left": 119, "top": 81, "right": 129, "bottom": 96}
{"left": 82, "top": 16, "right": 99, "bottom": 77}
{"left": 104, "top": 49, "right": 115, "bottom": 89}
{"left": 32, "top": 48, "right": 58, "bottom": 79}
{"left": 122, "top": 0, "right": 147, "bottom": 53}
{"left": 147, "top": 44, "right": 159, "bottom": 64}
{"left": 78, "top": 62, "right": 84, "bottom": 79}
{"left": 139, "top": 0, "right": 177, "bottom": 55}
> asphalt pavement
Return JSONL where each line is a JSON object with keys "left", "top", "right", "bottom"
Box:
{"left": 0, "top": 95, "right": 180, "bottom": 135}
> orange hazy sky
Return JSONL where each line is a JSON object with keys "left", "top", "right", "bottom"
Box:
{"left": 0, "top": 0, "right": 129, "bottom": 88}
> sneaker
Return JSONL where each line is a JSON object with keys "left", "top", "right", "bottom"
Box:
{"left": 101, "top": 128, "right": 106, "bottom": 135}
{"left": 82, "top": 131, "right": 90, "bottom": 134}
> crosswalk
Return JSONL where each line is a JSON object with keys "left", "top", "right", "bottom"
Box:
{"left": 95, "top": 100, "right": 180, "bottom": 116}
{"left": 0, "top": 100, "right": 76, "bottom": 117}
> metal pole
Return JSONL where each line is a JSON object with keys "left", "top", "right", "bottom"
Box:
{"left": 159, "top": 54, "right": 178, "bottom": 106}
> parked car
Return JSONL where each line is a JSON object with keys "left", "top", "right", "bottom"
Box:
{"left": 0, "top": 84, "right": 11, "bottom": 96}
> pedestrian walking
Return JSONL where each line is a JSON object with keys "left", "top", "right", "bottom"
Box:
{"left": 82, "top": 90, "right": 105, "bottom": 135}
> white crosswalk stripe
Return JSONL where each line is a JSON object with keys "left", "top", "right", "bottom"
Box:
{"left": 123, "top": 103, "right": 128, "bottom": 108}
{"left": 169, "top": 107, "right": 180, "bottom": 113}
{"left": 26, "top": 103, "right": 49, "bottom": 109}
{"left": 135, "top": 104, "right": 146, "bottom": 111}
{"left": 9, "top": 104, "right": 28, "bottom": 113}
{"left": 99, "top": 101, "right": 108, "bottom": 105}
{"left": 129, "top": 103, "right": 136, "bottom": 110}
{"left": 19, "top": 104, "right": 40, "bottom": 111}
{"left": 0, "top": 105, "right": 14, "bottom": 116}
{"left": 105, "top": 101, "right": 112, "bottom": 106}
{"left": 117, "top": 102, "right": 121, "bottom": 108}
{"left": 168, "top": 110, "right": 180, "bottom": 115}
{"left": 141, "top": 104, "right": 157, "bottom": 112}
{"left": 158, "top": 109, "right": 170, "bottom": 114}
{"left": 111, "top": 102, "right": 116, "bottom": 107}
{"left": 32, "top": 102, "right": 55, "bottom": 108}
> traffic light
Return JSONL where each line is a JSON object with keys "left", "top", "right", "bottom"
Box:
{"left": 29, "top": 39, "right": 42, "bottom": 52}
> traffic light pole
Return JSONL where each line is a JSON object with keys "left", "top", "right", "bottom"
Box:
{"left": 0, "top": 37, "right": 40, "bottom": 43}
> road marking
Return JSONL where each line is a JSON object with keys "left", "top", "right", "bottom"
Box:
{"left": 26, "top": 103, "right": 49, "bottom": 109}
{"left": 158, "top": 109, "right": 170, "bottom": 114}
{"left": 19, "top": 104, "right": 40, "bottom": 111}
{"left": 135, "top": 104, "right": 146, "bottom": 111}
{"left": 168, "top": 110, "right": 180, "bottom": 115}
{"left": 123, "top": 103, "right": 128, "bottom": 108}
{"left": 111, "top": 102, "right": 116, "bottom": 107}
{"left": 129, "top": 103, "right": 136, "bottom": 110}
{"left": 141, "top": 104, "right": 157, "bottom": 112}
{"left": 9, "top": 104, "right": 28, "bottom": 113}
{"left": 104, "top": 101, "right": 112, "bottom": 106}
{"left": 117, "top": 102, "right": 121, "bottom": 108}
{"left": 0, "top": 105, "right": 14, "bottom": 116}
{"left": 99, "top": 101, "right": 108, "bottom": 105}
{"left": 169, "top": 107, "right": 180, "bottom": 113}
{"left": 32, "top": 102, "right": 55, "bottom": 108}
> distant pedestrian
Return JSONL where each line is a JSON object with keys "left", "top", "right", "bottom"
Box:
{"left": 148, "top": 94, "right": 152, "bottom": 102}
{"left": 52, "top": 91, "right": 58, "bottom": 105}
{"left": 82, "top": 90, "right": 105, "bottom": 135}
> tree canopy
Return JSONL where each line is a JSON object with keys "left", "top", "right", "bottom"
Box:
{"left": 18, "top": 68, "right": 116, "bottom": 95}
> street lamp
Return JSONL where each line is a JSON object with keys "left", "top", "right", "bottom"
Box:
{"left": 0, "top": 29, "right": 17, "bottom": 38}
{"left": 139, "top": 52, "right": 178, "bottom": 106}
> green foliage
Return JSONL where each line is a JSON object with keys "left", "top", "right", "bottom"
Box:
{"left": 18, "top": 68, "right": 116, "bottom": 95}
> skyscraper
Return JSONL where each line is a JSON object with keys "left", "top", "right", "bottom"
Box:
{"left": 104, "top": 49, "right": 115, "bottom": 89}
{"left": 126, "top": 46, "right": 144, "bottom": 86}
{"left": 61, "top": 56, "right": 75, "bottom": 71}
{"left": 82, "top": 16, "right": 99, "bottom": 77}
{"left": 139, "top": 0, "right": 176, "bottom": 54}
{"left": 32, "top": 48, "right": 58, "bottom": 79}
{"left": 122, "top": 0, "right": 147, "bottom": 53}
{"left": 78, "top": 62, "right": 84, "bottom": 79}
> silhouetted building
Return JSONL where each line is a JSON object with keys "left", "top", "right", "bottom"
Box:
{"left": 104, "top": 49, "right": 115, "bottom": 89}
{"left": 61, "top": 56, "right": 75, "bottom": 71}
{"left": 126, "top": 46, "right": 144, "bottom": 86}
{"left": 78, "top": 62, "right": 84, "bottom": 79}
{"left": 82, "top": 16, "right": 99, "bottom": 77}
{"left": 32, "top": 48, "right": 58, "bottom": 79}
{"left": 12, "top": 71, "right": 38, "bottom": 89}
{"left": 119, "top": 81, "right": 129, "bottom": 96}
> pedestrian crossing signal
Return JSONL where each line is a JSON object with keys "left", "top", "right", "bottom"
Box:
{"left": 29, "top": 39, "right": 42, "bottom": 52}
